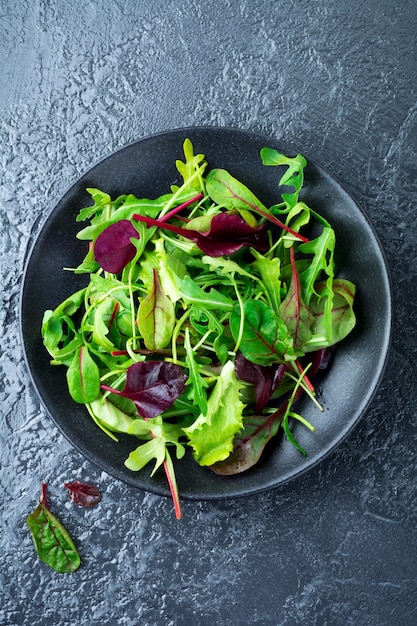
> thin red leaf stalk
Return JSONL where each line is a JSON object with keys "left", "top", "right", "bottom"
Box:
{"left": 159, "top": 193, "right": 203, "bottom": 222}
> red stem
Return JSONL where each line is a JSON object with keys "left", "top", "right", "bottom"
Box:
{"left": 159, "top": 193, "right": 203, "bottom": 222}
{"left": 40, "top": 482, "right": 50, "bottom": 510}
{"left": 295, "top": 359, "right": 315, "bottom": 393}
{"left": 133, "top": 213, "right": 200, "bottom": 238}
{"left": 255, "top": 206, "right": 309, "bottom": 243}
{"left": 108, "top": 301, "right": 120, "bottom": 330}
{"left": 162, "top": 458, "right": 182, "bottom": 520}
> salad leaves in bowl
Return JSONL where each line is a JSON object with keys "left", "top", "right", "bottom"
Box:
{"left": 20, "top": 127, "right": 392, "bottom": 517}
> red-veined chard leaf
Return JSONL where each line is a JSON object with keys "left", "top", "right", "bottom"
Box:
{"left": 64, "top": 481, "right": 102, "bottom": 508}
{"left": 66, "top": 346, "right": 101, "bottom": 404}
{"left": 137, "top": 269, "right": 175, "bottom": 350}
{"left": 279, "top": 247, "right": 313, "bottom": 350}
{"left": 230, "top": 300, "right": 295, "bottom": 366}
{"left": 101, "top": 361, "right": 187, "bottom": 419}
{"left": 94, "top": 219, "right": 139, "bottom": 273}
{"left": 27, "top": 484, "right": 81, "bottom": 573}
{"left": 205, "top": 168, "right": 308, "bottom": 242}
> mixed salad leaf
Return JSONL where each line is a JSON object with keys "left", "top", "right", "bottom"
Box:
{"left": 41, "top": 139, "right": 356, "bottom": 518}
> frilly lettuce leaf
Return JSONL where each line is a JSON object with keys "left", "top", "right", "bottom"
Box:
{"left": 183, "top": 361, "right": 245, "bottom": 466}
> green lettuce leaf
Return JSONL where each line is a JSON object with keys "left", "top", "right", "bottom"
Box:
{"left": 183, "top": 361, "right": 245, "bottom": 466}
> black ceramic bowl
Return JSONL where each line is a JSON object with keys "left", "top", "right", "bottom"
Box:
{"left": 20, "top": 127, "right": 392, "bottom": 500}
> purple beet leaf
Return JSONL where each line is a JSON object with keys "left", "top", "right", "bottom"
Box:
{"left": 64, "top": 480, "right": 102, "bottom": 508}
{"left": 235, "top": 351, "right": 286, "bottom": 413}
{"left": 133, "top": 211, "right": 269, "bottom": 256}
{"left": 94, "top": 220, "right": 139, "bottom": 273}
{"left": 101, "top": 360, "right": 187, "bottom": 419}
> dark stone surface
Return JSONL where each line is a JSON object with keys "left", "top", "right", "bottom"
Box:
{"left": 1, "top": 1, "right": 416, "bottom": 625}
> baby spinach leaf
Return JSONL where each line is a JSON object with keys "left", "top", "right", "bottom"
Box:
{"left": 304, "top": 279, "right": 356, "bottom": 352}
{"left": 27, "top": 484, "right": 81, "bottom": 574}
{"left": 137, "top": 269, "right": 175, "bottom": 350}
{"left": 230, "top": 300, "right": 295, "bottom": 366}
{"left": 91, "top": 298, "right": 118, "bottom": 352}
{"left": 66, "top": 346, "right": 101, "bottom": 404}
{"left": 88, "top": 394, "right": 136, "bottom": 434}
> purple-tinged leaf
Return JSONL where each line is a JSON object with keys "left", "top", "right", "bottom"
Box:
{"left": 64, "top": 481, "right": 102, "bottom": 508}
{"left": 101, "top": 361, "right": 187, "bottom": 419}
{"left": 94, "top": 220, "right": 139, "bottom": 273}
{"left": 235, "top": 351, "right": 286, "bottom": 413}
{"left": 279, "top": 246, "right": 312, "bottom": 349}
{"left": 133, "top": 211, "right": 269, "bottom": 256}
{"left": 195, "top": 212, "right": 269, "bottom": 256}
{"left": 137, "top": 269, "right": 175, "bottom": 350}
{"left": 210, "top": 405, "right": 287, "bottom": 475}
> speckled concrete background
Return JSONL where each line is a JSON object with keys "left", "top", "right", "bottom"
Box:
{"left": 1, "top": 1, "right": 417, "bottom": 625}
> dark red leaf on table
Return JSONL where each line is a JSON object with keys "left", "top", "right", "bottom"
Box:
{"left": 64, "top": 481, "right": 102, "bottom": 508}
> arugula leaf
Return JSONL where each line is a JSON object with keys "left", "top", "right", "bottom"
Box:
{"left": 174, "top": 138, "right": 207, "bottom": 193}
{"left": 260, "top": 148, "right": 307, "bottom": 210}
{"left": 177, "top": 275, "right": 234, "bottom": 311}
{"left": 298, "top": 226, "right": 336, "bottom": 304}
{"left": 251, "top": 251, "right": 282, "bottom": 316}
{"left": 184, "top": 328, "right": 208, "bottom": 415}
{"left": 126, "top": 416, "right": 186, "bottom": 519}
